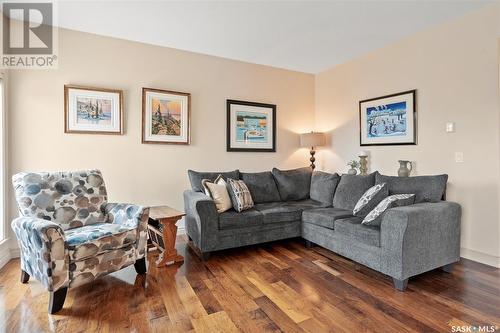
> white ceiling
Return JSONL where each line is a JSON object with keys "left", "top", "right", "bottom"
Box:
{"left": 53, "top": 0, "right": 491, "bottom": 73}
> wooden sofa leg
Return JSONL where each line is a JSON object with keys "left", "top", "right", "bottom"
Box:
{"left": 49, "top": 287, "right": 67, "bottom": 314}
{"left": 393, "top": 278, "right": 408, "bottom": 291}
{"left": 134, "top": 257, "right": 147, "bottom": 274}
{"left": 442, "top": 263, "right": 455, "bottom": 273}
{"left": 201, "top": 252, "right": 211, "bottom": 261}
{"left": 305, "top": 240, "right": 314, "bottom": 248}
{"left": 21, "top": 270, "right": 29, "bottom": 284}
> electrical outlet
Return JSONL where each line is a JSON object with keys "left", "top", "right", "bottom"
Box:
{"left": 455, "top": 152, "right": 464, "bottom": 163}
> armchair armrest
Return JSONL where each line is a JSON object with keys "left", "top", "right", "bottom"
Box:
{"left": 380, "top": 202, "right": 461, "bottom": 280}
{"left": 183, "top": 190, "right": 219, "bottom": 251}
{"left": 11, "top": 217, "right": 69, "bottom": 291}
{"left": 104, "top": 203, "right": 150, "bottom": 259}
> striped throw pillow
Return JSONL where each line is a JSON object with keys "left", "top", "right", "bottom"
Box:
{"left": 227, "top": 179, "right": 254, "bottom": 212}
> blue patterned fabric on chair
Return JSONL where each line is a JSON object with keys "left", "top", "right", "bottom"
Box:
{"left": 11, "top": 169, "right": 149, "bottom": 313}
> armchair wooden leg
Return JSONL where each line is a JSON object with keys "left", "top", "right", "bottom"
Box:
{"left": 21, "top": 270, "right": 29, "bottom": 284}
{"left": 134, "top": 257, "right": 147, "bottom": 274}
{"left": 49, "top": 287, "right": 67, "bottom": 314}
{"left": 393, "top": 278, "right": 408, "bottom": 291}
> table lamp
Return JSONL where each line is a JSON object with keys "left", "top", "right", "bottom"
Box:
{"left": 300, "top": 132, "right": 326, "bottom": 169}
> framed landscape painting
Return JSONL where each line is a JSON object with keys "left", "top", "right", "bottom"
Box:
{"left": 227, "top": 100, "right": 276, "bottom": 152}
{"left": 359, "top": 90, "right": 416, "bottom": 146}
{"left": 64, "top": 85, "right": 123, "bottom": 134}
{"left": 142, "top": 88, "right": 190, "bottom": 144}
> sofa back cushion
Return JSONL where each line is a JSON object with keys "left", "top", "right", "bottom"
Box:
{"left": 332, "top": 172, "right": 376, "bottom": 210}
{"left": 12, "top": 169, "right": 108, "bottom": 230}
{"left": 310, "top": 171, "right": 340, "bottom": 206}
{"left": 375, "top": 173, "right": 448, "bottom": 203}
{"left": 241, "top": 172, "right": 281, "bottom": 203}
{"left": 272, "top": 167, "right": 312, "bottom": 201}
{"left": 188, "top": 169, "right": 240, "bottom": 192}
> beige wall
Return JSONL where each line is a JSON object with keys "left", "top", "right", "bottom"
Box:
{"left": 7, "top": 28, "right": 315, "bottom": 236}
{"left": 315, "top": 5, "right": 500, "bottom": 266}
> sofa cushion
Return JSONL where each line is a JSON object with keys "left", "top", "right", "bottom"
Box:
{"left": 65, "top": 222, "right": 136, "bottom": 260}
{"left": 284, "top": 199, "right": 330, "bottom": 210}
{"left": 218, "top": 208, "right": 263, "bottom": 230}
{"left": 241, "top": 172, "right": 281, "bottom": 203}
{"left": 188, "top": 169, "right": 240, "bottom": 192}
{"left": 375, "top": 173, "right": 448, "bottom": 203}
{"left": 226, "top": 179, "right": 254, "bottom": 212}
{"left": 310, "top": 171, "right": 340, "bottom": 206}
{"left": 353, "top": 183, "right": 388, "bottom": 217}
{"left": 254, "top": 202, "right": 303, "bottom": 224}
{"left": 272, "top": 167, "right": 312, "bottom": 201}
{"left": 302, "top": 208, "right": 354, "bottom": 229}
{"left": 332, "top": 173, "right": 376, "bottom": 211}
{"left": 202, "top": 176, "right": 232, "bottom": 213}
{"left": 334, "top": 217, "right": 380, "bottom": 247}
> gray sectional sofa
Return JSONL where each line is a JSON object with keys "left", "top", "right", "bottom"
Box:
{"left": 183, "top": 167, "right": 461, "bottom": 291}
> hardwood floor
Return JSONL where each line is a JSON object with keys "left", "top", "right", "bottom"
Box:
{"left": 1, "top": 236, "right": 499, "bottom": 332}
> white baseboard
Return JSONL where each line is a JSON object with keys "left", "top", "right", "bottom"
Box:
{"left": 461, "top": 247, "right": 500, "bottom": 268}
{"left": 10, "top": 247, "right": 19, "bottom": 258}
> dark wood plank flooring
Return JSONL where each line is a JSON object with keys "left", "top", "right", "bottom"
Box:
{"left": 0, "top": 236, "right": 498, "bottom": 332}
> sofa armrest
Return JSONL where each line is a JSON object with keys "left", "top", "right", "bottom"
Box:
{"left": 104, "top": 203, "right": 150, "bottom": 259}
{"left": 380, "top": 201, "right": 461, "bottom": 280}
{"left": 183, "top": 190, "right": 219, "bottom": 251}
{"left": 11, "top": 217, "right": 69, "bottom": 291}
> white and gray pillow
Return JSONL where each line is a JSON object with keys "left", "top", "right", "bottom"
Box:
{"left": 226, "top": 179, "right": 254, "bottom": 212}
{"left": 352, "top": 183, "right": 388, "bottom": 217}
{"left": 362, "top": 194, "right": 415, "bottom": 226}
{"left": 201, "top": 176, "right": 232, "bottom": 213}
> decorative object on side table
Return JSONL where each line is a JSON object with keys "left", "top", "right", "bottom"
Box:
{"left": 142, "top": 88, "right": 191, "bottom": 144}
{"left": 227, "top": 99, "right": 276, "bottom": 152}
{"left": 147, "top": 205, "right": 185, "bottom": 267}
{"left": 300, "top": 131, "right": 326, "bottom": 169}
{"left": 397, "top": 160, "right": 413, "bottom": 177}
{"left": 358, "top": 151, "right": 368, "bottom": 175}
{"left": 359, "top": 90, "right": 416, "bottom": 146}
{"left": 64, "top": 85, "right": 123, "bottom": 134}
{"left": 347, "top": 160, "right": 359, "bottom": 175}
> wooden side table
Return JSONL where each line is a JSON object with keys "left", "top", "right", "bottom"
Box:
{"left": 147, "top": 206, "right": 185, "bottom": 267}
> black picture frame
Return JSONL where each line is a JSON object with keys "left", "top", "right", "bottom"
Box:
{"left": 359, "top": 90, "right": 417, "bottom": 146}
{"left": 227, "top": 99, "right": 276, "bottom": 152}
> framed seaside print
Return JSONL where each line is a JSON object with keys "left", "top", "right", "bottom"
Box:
{"left": 142, "top": 88, "right": 190, "bottom": 144}
{"left": 227, "top": 100, "right": 276, "bottom": 152}
{"left": 359, "top": 90, "right": 416, "bottom": 146}
{"left": 64, "top": 85, "right": 123, "bottom": 134}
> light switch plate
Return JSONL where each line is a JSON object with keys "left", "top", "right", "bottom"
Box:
{"left": 446, "top": 122, "right": 455, "bottom": 132}
{"left": 455, "top": 152, "right": 464, "bottom": 163}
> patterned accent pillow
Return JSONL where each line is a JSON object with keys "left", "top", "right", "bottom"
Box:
{"left": 226, "top": 179, "right": 254, "bottom": 212}
{"left": 352, "top": 183, "right": 388, "bottom": 217}
{"left": 362, "top": 194, "right": 415, "bottom": 226}
{"left": 201, "top": 176, "right": 232, "bottom": 213}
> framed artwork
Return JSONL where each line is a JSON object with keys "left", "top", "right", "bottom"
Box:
{"left": 142, "top": 88, "right": 190, "bottom": 144}
{"left": 64, "top": 85, "right": 123, "bottom": 134}
{"left": 227, "top": 99, "right": 276, "bottom": 152}
{"left": 359, "top": 90, "right": 417, "bottom": 146}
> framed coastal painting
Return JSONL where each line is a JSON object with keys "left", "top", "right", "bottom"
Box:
{"left": 359, "top": 90, "right": 416, "bottom": 146}
{"left": 227, "top": 100, "right": 276, "bottom": 152}
{"left": 142, "top": 88, "right": 190, "bottom": 144}
{"left": 64, "top": 85, "right": 123, "bottom": 134}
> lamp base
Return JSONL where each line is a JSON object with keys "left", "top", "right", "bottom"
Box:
{"left": 310, "top": 148, "right": 316, "bottom": 170}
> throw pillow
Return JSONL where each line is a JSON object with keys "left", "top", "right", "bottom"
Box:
{"left": 240, "top": 172, "right": 281, "bottom": 203}
{"left": 201, "top": 176, "right": 232, "bottom": 213}
{"left": 272, "top": 167, "right": 312, "bottom": 201}
{"left": 226, "top": 179, "right": 254, "bottom": 212}
{"left": 375, "top": 173, "right": 448, "bottom": 203}
{"left": 362, "top": 194, "right": 415, "bottom": 226}
{"left": 352, "top": 183, "right": 388, "bottom": 217}
{"left": 310, "top": 171, "right": 340, "bottom": 206}
{"left": 332, "top": 172, "right": 376, "bottom": 210}
{"left": 188, "top": 169, "right": 240, "bottom": 192}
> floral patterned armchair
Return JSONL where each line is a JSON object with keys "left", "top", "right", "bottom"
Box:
{"left": 11, "top": 170, "right": 149, "bottom": 313}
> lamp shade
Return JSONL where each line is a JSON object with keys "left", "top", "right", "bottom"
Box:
{"left": 300, "top": 132, "right": 326, "bottom": 148}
